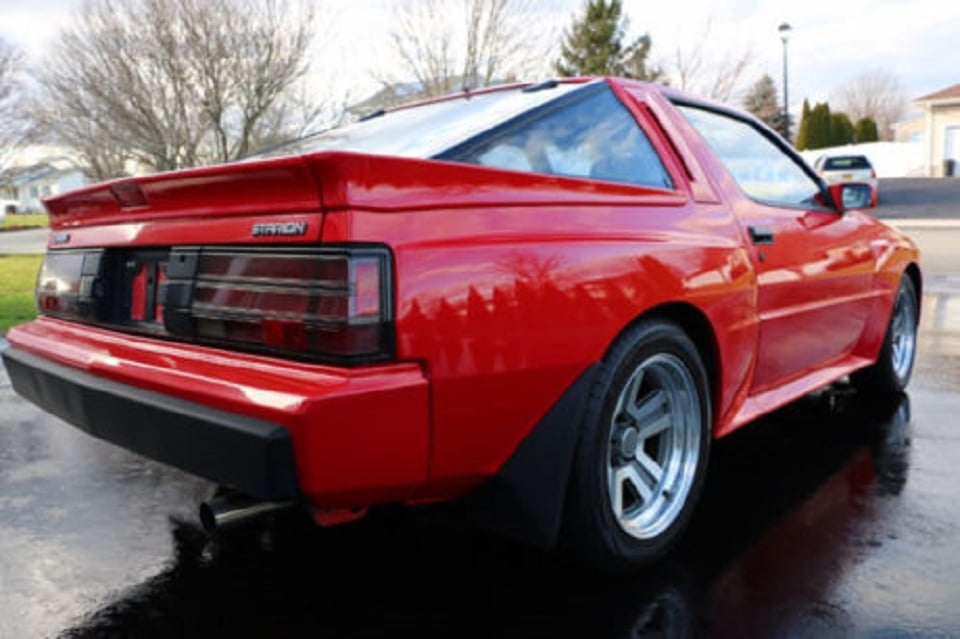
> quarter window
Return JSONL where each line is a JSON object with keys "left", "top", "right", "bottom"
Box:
{"left": 443, "top": 87, "right": 674, "bottom": 190}
{"left": 678, "top": 105, "right": 823, "bottom": 207}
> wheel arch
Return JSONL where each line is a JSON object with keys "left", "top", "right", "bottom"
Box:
{"left": 457, "top": 300, "right": 722, "bottom": 550}
{"left": 612, "top": 301, "right": 722, "bottom": 424}
{"left": 904, "top": 262, "right": 922, "bottom": 308}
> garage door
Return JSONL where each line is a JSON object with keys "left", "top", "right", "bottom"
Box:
{"left": 946, "top": 126, "right": 960, "bottom": 161}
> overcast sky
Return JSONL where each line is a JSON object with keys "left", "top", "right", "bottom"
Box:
{"left": 2, "top": 0, "right": 958, "bottom": 117}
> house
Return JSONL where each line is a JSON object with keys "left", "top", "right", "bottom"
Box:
{"left": 894, "top": 83, "right": 960, "bottom": 177}
{"left": 0, "top": 159, "right": 88, "bottom": 212}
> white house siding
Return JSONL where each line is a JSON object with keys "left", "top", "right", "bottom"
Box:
{"left": 4, "top": 168, "right": 88, "bottom": 212}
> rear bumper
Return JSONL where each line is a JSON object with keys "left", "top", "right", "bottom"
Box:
{"left": 4, "top": 318, "right": 431, "bottom": 507}
{"left": 3, "top": 346, "right": 299, "bottom": 501}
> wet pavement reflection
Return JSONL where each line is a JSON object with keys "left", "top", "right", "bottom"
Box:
{"left": 2, "top": 288, "right": 960, "bottom": 637}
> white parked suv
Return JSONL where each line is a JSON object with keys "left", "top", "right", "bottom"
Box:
{"left": 813, "top": 155, "right": 879, "bottom": 204}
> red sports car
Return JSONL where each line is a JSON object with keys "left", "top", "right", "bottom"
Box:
{"left": 3, "top": 77, "right": 919, "bottom": 570}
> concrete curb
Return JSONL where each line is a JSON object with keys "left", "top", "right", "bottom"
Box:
{"left": 883, "top": 219, "right": 960, "bottom": 228}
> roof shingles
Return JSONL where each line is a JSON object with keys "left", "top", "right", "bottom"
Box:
{"left": 917, "top": 84, "right": 960, "bottom": 102}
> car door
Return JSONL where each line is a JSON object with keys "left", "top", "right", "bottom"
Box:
{"left": 676, "top": 105, "right": 875, "bottom": 393}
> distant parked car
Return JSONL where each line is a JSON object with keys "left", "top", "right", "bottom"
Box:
{"left": 814, "top": 154, "right": 878, "bottom": 203}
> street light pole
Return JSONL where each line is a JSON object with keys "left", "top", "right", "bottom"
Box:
{"left": 778, "top": 22, "right": 792, "bottom": 141}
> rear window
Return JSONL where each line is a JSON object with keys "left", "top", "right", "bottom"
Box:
{"left": 439, "top": 84, "right": 674, "bottom": 190}
{"left": 253, "top": 82, "right": 590, "bottom": 160}
{"left": 823, "top": 156, "right": 872, "bottom": 170}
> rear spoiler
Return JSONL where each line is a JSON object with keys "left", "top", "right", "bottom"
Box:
{"left": 43, "top": 156, "right": 322, "bottom": 228}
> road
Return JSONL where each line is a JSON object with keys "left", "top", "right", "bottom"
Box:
{"left": 0, "top": 178, "right": 955, "bottom": 257}
{"left": 0, "top": 228, "right": 47, "bottom": 254}
{"left": 4, "top": 185, "right": 958, "bottom": 294}
{"left": 1, "top": 182, "right": 960, "bottom": 637}
{"left": 874, "top": 178, "right": 960, "bottom": 220}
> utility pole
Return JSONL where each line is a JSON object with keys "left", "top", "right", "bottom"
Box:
{"left": 778, "top": 22, "right": 792, "bottom": 141}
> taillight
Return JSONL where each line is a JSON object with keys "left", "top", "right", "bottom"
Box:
{"left": 163, "top": 246, "right": 394, "bottom": 364}
{"left": 35, "top": 246, "right": 393, "bottom": 365}
{"left": 36, "top": 251, "right": 104, "bottom": 319}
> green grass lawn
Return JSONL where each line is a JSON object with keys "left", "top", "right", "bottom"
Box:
{"left": 0, "top": 254, "right": 42, "bottom": 332}
{"left": 1, "top": 213, "right": 49, "bottom": 230}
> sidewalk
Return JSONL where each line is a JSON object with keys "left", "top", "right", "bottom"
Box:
{"left": 885, "top": 219, "right": 960, "bottom": 228}
{"left": 0, "top": 228, "right": 47, "bottom": 254}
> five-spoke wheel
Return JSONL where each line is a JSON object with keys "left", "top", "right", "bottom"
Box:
{"left": 565, "top": 319, "right": 711, "bottom": 571}
{"left": 853, "top": 275, "right": 918, "bottom": 395}
{"left": 607, "top": 353, "right": 702, "bottom": 541}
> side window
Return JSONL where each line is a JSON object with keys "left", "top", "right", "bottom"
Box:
{"left": 678, "top": 105, "right": 822, "bottom": 208}
{"left": 442, "top": 87, "right": 674, "bottom": 190}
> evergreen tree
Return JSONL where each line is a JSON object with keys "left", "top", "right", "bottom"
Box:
{"left": 743, "top": 74, "right": 781, "bottom": 130}
{"left": 620, "top": 33, "right": 664, "bottom": 82}
{"left": 854, "top": 116, "right": 879, "bottom": 142}
{"left": 830, "top": 113, "right": 854, "bottom": 145}
{"left": 795, "top": 99, "right": 812, "bottom": 150}
{"left": 804, "top": 102, "right": 833, "bottom": 150}
{"left": 554, "top": 0, "right": 662, "bottom": 80}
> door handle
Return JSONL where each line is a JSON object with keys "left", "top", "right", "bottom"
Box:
{"left": 748, "top": 225, "right": 775, "bottom": 246}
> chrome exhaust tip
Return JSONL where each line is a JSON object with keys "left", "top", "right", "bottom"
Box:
{"left": 199, "top": 490, "right": 292, "bottom": 533}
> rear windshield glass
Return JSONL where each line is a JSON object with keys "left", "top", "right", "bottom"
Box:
{"left": 439, "top": 84, "right": 674, "bottom": 190}
{"left": 823, "top": 156, "right": 872, "bottom": 170}
{"left": 252, "top": 81, "right": 593, "bottom": 160}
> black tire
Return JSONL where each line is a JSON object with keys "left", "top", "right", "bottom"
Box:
{"left": 852, "top": 275, "right": 918, "bottom": 396}
{"left": 563, "top": 318, "right": 711, "bottom": 572}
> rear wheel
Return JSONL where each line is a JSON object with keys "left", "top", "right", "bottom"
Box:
{"left": 852, "top": 275, "right": 918, "bottom": 395}
{"left": 564, "top": 319, "right": 711, "bottom": 571}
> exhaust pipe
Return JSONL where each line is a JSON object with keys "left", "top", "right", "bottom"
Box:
{"left": 199, "top": 490, "right": 293, "bottom": 533}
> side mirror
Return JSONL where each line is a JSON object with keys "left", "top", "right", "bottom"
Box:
{"left": 829, "top": 183, "right": 875, "bottom": 213}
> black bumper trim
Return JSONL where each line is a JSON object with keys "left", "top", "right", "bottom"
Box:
{"left": 2, "top": 347, "right": 300, "bottom": 502}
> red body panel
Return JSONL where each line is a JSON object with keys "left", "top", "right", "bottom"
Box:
{"left": 45, "top": 156, "right": 322, "bottom": 227}
{"left": 10, "top": 317, "right": 430, "bottom": 506}
{"left": 8, "top": 77, "right": 920, "bottom": 509}
{"left": 317, "top": 185, "right": 756, "bottom": 490}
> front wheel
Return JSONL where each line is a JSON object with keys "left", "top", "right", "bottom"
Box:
{"left": 564, "top": 319, "right": 711, "bottom": 571}
{"left": 852, "top": 275, "right": 918, "bottom": 396}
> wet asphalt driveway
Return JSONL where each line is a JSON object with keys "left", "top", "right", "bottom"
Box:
{"left": 5, "top": 344, "right": 958, "bottom": 638}
{"left": 3, "top": 182, "right": 960, "bottom": 638}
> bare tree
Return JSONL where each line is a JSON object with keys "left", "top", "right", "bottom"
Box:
{"left": 34, "top": 0, "right": 316, "bottom": 178}
{"left": 385, "top": 0, "right": 551, "bottom": 100}
{"left": 833, "top": 70, "right": 907, "bottom": 141}
{"left": 0, "top": 38, "right": 30, "bottom": 170}
{"left": 462, "top": 0, "right": 528, "bottom": 87}
{"left": 668, "top": 19, "right": 753, "bottom": 103}
{"left": 389, "top": 0, "right": 456, "bottom": 97}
